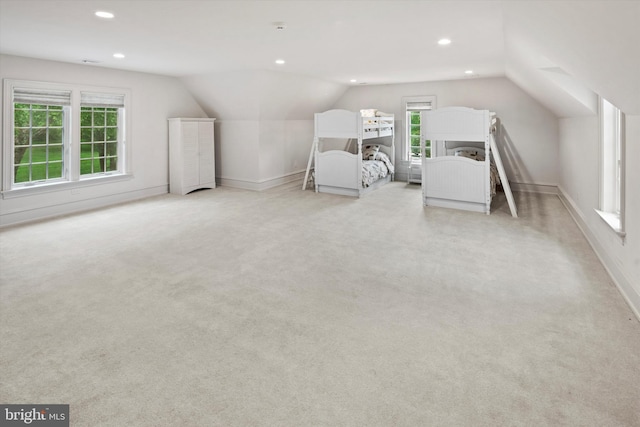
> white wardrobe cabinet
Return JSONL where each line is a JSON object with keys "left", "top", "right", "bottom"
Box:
{"left": 168, "top": 118, "right": 216, "bottom": 195}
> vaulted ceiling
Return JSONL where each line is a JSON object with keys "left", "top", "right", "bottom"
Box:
{"left": 1, "top": 0, "right": 638, "bottom": 117}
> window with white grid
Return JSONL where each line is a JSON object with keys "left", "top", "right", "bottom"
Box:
{"left": 2, "top": 80, "right": 130, "bottom": 194}
{"left": 403, "top": 96, "right": 435, "bottom": 161}
{"left": 597, "top": 97, "right": 626, "bottom": 237}
{"left": 80, "top": 92, "right": 125, "bottom": 177}
{"left": 13, "top": 101, "right": 68, "bottom": 184}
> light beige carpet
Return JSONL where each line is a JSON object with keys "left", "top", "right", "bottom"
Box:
{"left": 1, "top": 182, "right": 639, "bottom": 426}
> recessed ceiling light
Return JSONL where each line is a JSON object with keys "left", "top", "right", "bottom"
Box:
{"left": 438, "top": 38, "right": 451, "bottom": 45}
{"left": 350, "top": 79, "right": 357, "bottom": 83}
{"left": 113, "top": 53, "right": 125, "bottom": 59}
{"left": 465, "top": 70, "right": 474, "bottom": 74}
{"left": 275, "top": 59, "right": 285, "bottom": 65}
{"left": 95, "top": 11, "right": 114, "bottom": 19}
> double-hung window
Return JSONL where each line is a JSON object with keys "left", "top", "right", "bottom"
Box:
{"left": 2, "top": 79, "right": 130, "bottom": 196}
{"left": 403, "top": 96, "right": 435, "bottom": 183}
{"left": 80, "top": 92, "right": 125, "bottom": 176}
{"left": 596, "top": 97, "right": 625, "bottom": 238}
{"left": 12, "top": 88, "right": 71, "bottom": 185}
{"left": 403, "top": 96, "right": 435, "bottom": 161}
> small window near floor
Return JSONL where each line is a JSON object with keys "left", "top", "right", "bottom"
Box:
{"left": 596, "top": 97, "right": 625, "bottom": 238}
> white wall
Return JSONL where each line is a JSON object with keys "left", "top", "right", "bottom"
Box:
{"left": 179, "top": 73, "right": 559, "bottom": 194}
{"left": 259, "top": 120, "right": 313, "bottom": 183}
{"left": 332, "top": 77, "right": 559, "bottom": 191}
{"left": 215, "top": 121, "right": 261, "bottom": 186}
{"left": 558, "top": 114, "right": 640, "bottom": 318}
{"left": 501, "top": 0, "right": 640, "bottom": 317}
{"left": 0, "top": 54, "right": 207, "bottom": 226}
{"left": 181, "top": 70, "right": 347, "bottom": 189}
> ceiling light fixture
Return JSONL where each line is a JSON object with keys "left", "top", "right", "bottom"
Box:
{"left": 350, "top": 79, "right": 357, "bottom": 83}
{"left": 275, "top": 59, "right": 285, "bottom": 65}
{"left": 438, "top": 38, "right": 451, "bottom": 46}
{"left": 465, "top": 70, "right": 474, "bottom": 75}
{"left": 95, "top": 11, "right": 114, "bottom": 19}
{"left": 113, "top": 53, "right": 125, "bottom": 59}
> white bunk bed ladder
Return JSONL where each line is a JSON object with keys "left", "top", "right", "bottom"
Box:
{"left": 484, "top": 133, "right": 492, "bottom": 214}
{"left": 490, "top": 133, "right": 518, "bottom": 217}
{"left": 302, "top": 137, "right": 317, "bottom": 191}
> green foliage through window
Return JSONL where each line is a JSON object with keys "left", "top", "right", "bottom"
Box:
{"left": 6, "top": 81, "right": 127, "bottom": 191}
{"left": 13, "top": 104, "right": 64, "bottom": 183}
{"left": 80, "top": 107, "right": 119, "bottom": 175}
{"left": 408, "top": 111, "right": 431, "bottom": 158}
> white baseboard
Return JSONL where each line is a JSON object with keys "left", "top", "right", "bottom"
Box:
{"left": 218, "top": 171, "right": 305, "bottom": 191}
{"left": 393, "top": 177, "right": 557, "bottom": 192}
{"left": 510, "top": 181, "right": 558, "bottom": 194}
{"left": 557, "top": 186, "right": 640, "bottom": 321}
{"left": 0, "top": 185, "right": 168, "bottom": 228}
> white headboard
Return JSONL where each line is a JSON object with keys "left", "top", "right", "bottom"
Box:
{"left": 422, "top": 107, "right": 490, "bottom": 142}
{"left": 315, "top": 109, "right": 359, "bottom": 139}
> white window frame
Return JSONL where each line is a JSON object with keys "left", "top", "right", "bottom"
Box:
{"left": 11, "top": 99, "right": 71, "bottom": 185}
{"left": 402, "top": 96, "right": 436, "bottom": 163}
{"left": 79, "top": 92, "right": 126, "bottom": 179}
{"left": 2, "top": 79, "right": 132, "bottom": 199}
{"left": 596, "top": 97, "right": 625, "bottom": 239}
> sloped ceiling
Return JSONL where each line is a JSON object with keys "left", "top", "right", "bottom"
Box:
{"left": 180, "top": 70, "right": 348, "bottom": 120}
{"left": 1, "top": 1, "right": 638, "bottom": 118}
{"left": 503, "top": 1, "right": 640, "bottom": 117}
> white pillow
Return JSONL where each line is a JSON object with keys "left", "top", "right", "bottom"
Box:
{"left": 360, "top": 109, "right": 377, "bottom": 117}
{"left": 362, "top": 144, "right": 380, "bottom": 160}
{"left": 455, "top": 149, "right": 478, "bottom": 159}
{"left": 455, "top": 149, "right": 485, "bottom": 161}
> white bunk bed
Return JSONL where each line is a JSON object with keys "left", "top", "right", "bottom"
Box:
{"left": 421, "top": 107, "right": 517, "bottom": 217}
{"left": 304, "top": 109, "right": 395, "bottom": 197}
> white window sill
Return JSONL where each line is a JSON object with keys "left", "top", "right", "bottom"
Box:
{"left": 595, "top": 209, "right": 626, "bottom": 239}
{"left": 1, "top": 174, "right": 133, "bottom": 199}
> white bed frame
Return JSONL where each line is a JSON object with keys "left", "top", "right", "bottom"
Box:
{"left": 421, "top": 107, "right": 517, "bottom": 216}
{"left": 306, "top": 109, "right": 395, "bottom": 197}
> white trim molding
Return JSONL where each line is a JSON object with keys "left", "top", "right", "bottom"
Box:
{"left": 218, "top": 171, "right": 306, "bottom": 192}
{"left": 0, "top": 185, "right": 166, "bottom": 228}
{"left": 558, "top": 186, "right": 640, "bottom": 321}
{"left": 509, "top": 181, "right": 558, "bottom": 195}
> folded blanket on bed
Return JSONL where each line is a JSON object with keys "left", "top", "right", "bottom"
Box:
{"left": 361, "top": 145, "right": 394, "bottom": 175}
{"left": 362, "top": 161, "right": 388, "bottom": 187}
{"left": 377, "top": 152, "right": 394, "bottom": 174}
{"left": 361, "top": 153, "right": 394, "bottom": 188}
